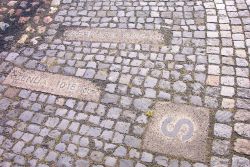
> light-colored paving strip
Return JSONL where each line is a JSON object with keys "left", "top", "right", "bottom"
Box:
{"left": 64, "top": 28, "right": 166, "bottom": 45}
{"left": 0, "top": 0, "right": 250, "bottom": 166}
{"left": 3, "top": 67, "right": 101, "bottom": 102}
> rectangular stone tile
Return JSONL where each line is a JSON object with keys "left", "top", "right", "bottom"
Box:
{"left": 3, "top": 67, "right": 101, "bottom": 102}
{"left": 64, "top": 28, "right": 166, "bottom": 45}
{"left": 143, "top": 102, "right": 210, "bottom": 162}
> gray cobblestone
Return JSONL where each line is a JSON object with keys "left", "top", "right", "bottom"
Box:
{"left": 69, "top": 122, "right": 80, "bottom": 132}
{"left": 14, "top": 155, "right": 25, "bottom": 165}
{"left": 31, "top": 103, "right": 42, "bottom": 112}
{"left": 67, "top": 144, "right": 77, "bottom": 154}
{"left": 22, "top": 146, "right": 34, "bottom": 155}
{"left": 47, "top": 95, "right": 56, "bottom": 104}
{"left": 180, "top": 161, "right": 191, "bottom": 167}
{"left": 75, "top": 160, "right": 89, "bottom": 167}
{"left": 105, "top": 156, "right": 117, "bottom": 167}
{"left": 114, "top": 146, "right": 127, "bottom": 157}
{"left": 55, "top": 143, "right": 66, "bottom": 152}
{"left": 19, "top": 111, "right": 34, "bottom": 122}
{"left": 57, "top": 154, "right": 72, "bottom": 167}
{"left": 6, "top": 52, "right": 19, "bottom": 62}
{"left": 1, "top": 0, "right": 250, "bottom": 166}
{"left": 45, "top": 151, "right": 58, "bottom": 161}
{"left": 124, "top": 135, "right": 141, "bottom": 148}
{"left": 57, "top": 119, "right": 69, "bottom": 130}
{"left": 133, "top": 98, "right": 152, "bottom": 111}
{"left": 214, "top": 123, "right": 232, "bottom": 138}
{"left": 115, "top": 122, "right": 130, "bottom": 134}
{"left": 234, "top": 123, "right": 250, "bottom": 138}
{"left": 215, "top": 110, "right": 233, "bottom": 123}
{"left": 112, "top": 132, "right": 124, "bottom": 144}
{"left": 234, "top": 110, "right": 250, "bottom": 122}
{"left": 12, "top": 141, "right": 25, "bottom": 153}
{"left": 120, "top": 159, "right": 134, "bottom": 167}
{"left": 65, "top": 99, "right": 76, "bottom": 108}
{"left": 101, "top": 93, "right": 119, "bottom": 104}
{"left": 86, "top": 127, "right": 101, "bottom": 137}
{"left": 212, "top": 139, "right": 230, "bottom": 156}
{"left": 141, "top": 152, "right": 153, "bottom": 162}
{"left": 173, "top": 81, "right": 186, "bottom": 93}
{"left": 210, "top": 156, "right": 229, "bottom": 167}
{"left": 100, "top": 120, "right": 114, "bottom": 129}
{"left": 232, "top": 155, "right": 250, "bottom": 167}
{"left": 0, "top": 98, "right": 11, "bottom": 111}
{"left": 144, "top": 76, "right": 157, "bottom": 88}
{"left": 31, "top": 113, "right": 46, "bottom": 124}
{"left": 90, "top": 151, "right": 104, "bottom": 162}
{"left": 155, "top": 156, "right": 168, "bottom": 167}
{"left": 107, "top": 107, "right": 122, "bottom": 119}
{"left": 34, "top": 148, "right": 48, "bottom": 159}
{"left": 45, "top": 117, "right": 60, "bottom": 128}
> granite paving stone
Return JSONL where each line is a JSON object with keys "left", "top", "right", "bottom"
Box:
{"left": 0, "top": 0, "right": 249, "bottom": 166}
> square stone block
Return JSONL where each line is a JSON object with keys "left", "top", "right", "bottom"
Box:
{"left": 143, "top": 102, "right": 210, "bottom": 162}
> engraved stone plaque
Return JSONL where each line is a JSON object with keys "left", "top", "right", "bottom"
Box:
{"left": 3, "top": 67, "right": 101, "bottom": 102}
{"left": 64, "top": 28, "right": 166, "bottom": 45}
{"left": 143, "top": 102, "right": 210, "bottom": 162}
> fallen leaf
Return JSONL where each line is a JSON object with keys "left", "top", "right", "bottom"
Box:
{"left": 17, "top": 34, "right": 28, "bottom": 44}
{"left": 146, "top": 110, "right": 154, "bottom": 118}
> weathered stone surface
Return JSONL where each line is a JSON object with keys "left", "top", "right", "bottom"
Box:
{"left": 234, "top": 139, "right": 250, "bottom": 155}
{"left": 155, "top": 156, "right": 168, "bottom": 167}
{"left": 232, "top": 155, "right": 250, "bottom": 167}
{"left": 210, "top": 156, "right": 229, "bottom": 167}
{"left": 64, "top": 28, "right": 166, "bottom": 45}
{"left": 133, "top": 98, "right": 152, "bottom": 111}
{"left": 234, "top": 123, "right": 250, "bottom": 138}
{"left": 212, "top": 139, "right": 230, "bottom": 156}
{"left": 213, "top": 123, "right": 232, "bottom": 138}
{"left": 0, "top": 98, "right": 11, "bottom": 111}
{"left": 215, "top": 110, "right": 233, "bottom": 123}
{"left": 237, "top": 99, "right": 250, "bottom": 110}
{"left": 143, "top": 102, "right": 210, "bottom": 162}
{"left": 3, "top": 67, "right": 101, "bottom": 102}
{"left": 4, "top": 87, "right": 19, "bottom": 98}
{"left": 1, "top": 0, "right": 250, "bottom": 166}
{"left": 51, "top": 0, "right": 61, "bottom": 6}
{"left": 234, "top": 110, "right": 250, "bottom": 122}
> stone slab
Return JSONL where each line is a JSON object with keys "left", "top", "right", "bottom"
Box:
{"left": 3, "top": 67, "right": 101, "bottom": 102}
{"left": 64, "top": 28, "right": 165, "bottom": 45}
{"left": 51, "top": 0, "right": 61, "bottom": 6}
{"left": 143, "top": 102, "right": 210, "bottom": 162}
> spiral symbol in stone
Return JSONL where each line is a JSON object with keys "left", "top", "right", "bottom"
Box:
{"left": 161, "top": 117, "right": 194, "bottom": 142}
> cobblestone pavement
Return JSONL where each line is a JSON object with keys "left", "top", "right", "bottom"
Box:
{"left": 0, "top": 0, "right": 249, "bottom": 166}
